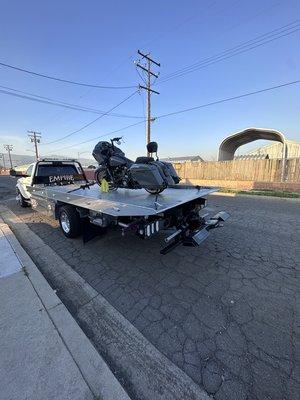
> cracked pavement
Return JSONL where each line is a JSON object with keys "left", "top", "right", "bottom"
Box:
{"left": 2, "top": 177, "right": 300, "bottom": 400}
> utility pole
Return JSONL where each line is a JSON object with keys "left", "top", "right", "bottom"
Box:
{"left": 28, "top": 131, "right": 41, "bottom": 160}
{"left": 136, "top": 50, "right": 160, "bottom": 155}
{"left": 0, "top": 153, "right": 6, "bottom": 169}
{"left": 3, "top": 145, "right": 13, "bottom": 169}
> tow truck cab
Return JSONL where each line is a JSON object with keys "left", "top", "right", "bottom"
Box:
{"left": 16, "top": 159, "right": 87, "bottom": 207}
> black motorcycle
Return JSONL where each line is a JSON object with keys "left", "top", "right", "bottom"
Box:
{"left": 92, "top": 137, "right": 180, "bottom": 194}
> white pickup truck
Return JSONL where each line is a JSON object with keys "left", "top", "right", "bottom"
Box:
{"left": 16, "top": 158, "right": 229, "bottom": 254}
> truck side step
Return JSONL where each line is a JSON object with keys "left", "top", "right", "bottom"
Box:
{"left": 183, "top": 227, "right": 210, "bottom": 247}
{"left": 212, "top": 211, "right": 230, "bottom": 221}
{"left": 206, "top": 211, "right": 230, "bottom": 229}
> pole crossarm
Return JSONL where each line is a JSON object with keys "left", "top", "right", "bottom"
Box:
{"left": 138, "top": 50, "right": 161, "bottom": 67}
{"left": 139, "top": 85, "right": 160, "bottom": 95}
{"left": 136, "top": 63, "right": 159, "bottom": 78}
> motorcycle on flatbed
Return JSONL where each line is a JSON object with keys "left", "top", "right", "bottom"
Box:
{"left": 93, "top": 138, "right": 180, "bottom": 194}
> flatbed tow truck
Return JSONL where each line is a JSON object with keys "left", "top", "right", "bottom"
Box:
{"left": 16, "top": 159, "right": 229, "bottom": 254}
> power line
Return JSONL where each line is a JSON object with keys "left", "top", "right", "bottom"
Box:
{"left": 38, "top": 0, "right": 217, "bottom": 137}
{"left": 44, "top": 120, "right": 146, "bottom": 154}
{"left": 161, "top": 29, "right": 300, "bottom": 83}
{"left": 161, "top": 20, "right": 300, "bottom": 80}
{"left": 0, "top": 85, "right": 143, "bottom": 119}
{"left": 82, "top": 0, "right": 233, "bottom": 92}
{"left": 106, "top": 0, "right": 220, "bottom": 77}
{"left": 0, "top": 61, "right": 137, "bottom": 89}
{"left": 42, "top": 90, "right": 139, "bottom": 145}
{"left": 35, "top": 57, "right": 140, "bottom": 130}
{"left": 46, "top": 77, "right": 299, "bottom": 155}
{"left": 155, "top": 79, "right": 300, "bottom": 119}
{"left": 158, "top": 20, "right": 300, "bottom": 84}
{"left": 159, "top": 27, "right": 300, "bottom": 84}
{"left": 160, "top": 29, "right": 300, "bottom": 84}
{"left": 159, "top": 20, "right": 300, "bottom": 81}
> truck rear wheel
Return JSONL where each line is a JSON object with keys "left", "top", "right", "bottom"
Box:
{"left": 59, "top": 205, "right": 82, "bottom": 238}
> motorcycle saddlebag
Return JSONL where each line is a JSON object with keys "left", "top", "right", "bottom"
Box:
{"left": 153, "top": 161, "right": 175, "bottom": 185}
{"left": 129, "top": 163, "right": 165, "bottom": 189}
{"left": 161, "top": 161, "right": 180, "bottom": 184}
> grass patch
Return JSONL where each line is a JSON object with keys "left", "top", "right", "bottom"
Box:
{"left": 218, "top": 188, "right": 300, "bottom": 198}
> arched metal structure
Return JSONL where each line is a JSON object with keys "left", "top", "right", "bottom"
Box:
{"left": 218, "top": 127, "right": 286, "bottom": 161}
{"left": 218, "top": 127, "right": 287, "bottom": 181}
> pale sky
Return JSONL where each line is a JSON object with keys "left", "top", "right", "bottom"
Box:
{"left": 0, "top": 0, "right": 299, "bottom": 161}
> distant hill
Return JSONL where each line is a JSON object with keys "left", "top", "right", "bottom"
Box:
{"left": 0, "top": 153, "right": 97, "bottom": 168}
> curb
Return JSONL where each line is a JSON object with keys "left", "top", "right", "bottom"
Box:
{"left": 210, "top": 191, "right": 300, "bottom": 200}
{"left": 0, "top": 212, "right": 131, "bottom": 400}
{"left": 210, "top": 192, "right": 237, "bottom": 197}
{"left": 0, "top": 205, "right": 212, "bottom": 400}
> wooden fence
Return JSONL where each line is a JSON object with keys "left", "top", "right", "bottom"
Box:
{"left": 173, "top": 158, "right": 300, "bottom": 183}
{"left": 171, "top": 158, "right": 300, "bottom": 192}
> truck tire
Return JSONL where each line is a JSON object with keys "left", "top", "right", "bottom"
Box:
{"left": 16, "top": 189, "right": 30, "bottom": 208}
{"left": 58, "top": 205, "right": 82, "bottom": 238}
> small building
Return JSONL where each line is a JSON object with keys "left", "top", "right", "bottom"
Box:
{"left": 245, "top": 139, "right": 300, "bottom": 159}
{"left": 161, "top": 155, "right": 204, "bottom": 163}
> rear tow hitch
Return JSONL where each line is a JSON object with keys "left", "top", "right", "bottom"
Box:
{"left": 160, "top": 211, "right": 230, "bottom": 255}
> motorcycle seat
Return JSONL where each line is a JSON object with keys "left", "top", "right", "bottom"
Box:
{"left": 135, "top": 156, "right": 154, "bottom": 164}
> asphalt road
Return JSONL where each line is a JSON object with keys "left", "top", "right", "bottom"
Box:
{"left": 0, "top": 175, "right": 17, "bottom": 201}
{"left": 1, "top": 175, "right": 300, "bottom": 400}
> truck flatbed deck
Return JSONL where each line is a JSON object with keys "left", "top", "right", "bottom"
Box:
{"left": 30, "top": 184, "right": 216, "bottom": 217}
{"left": 16, "top": 159, "right": 229, "bottom": 254}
